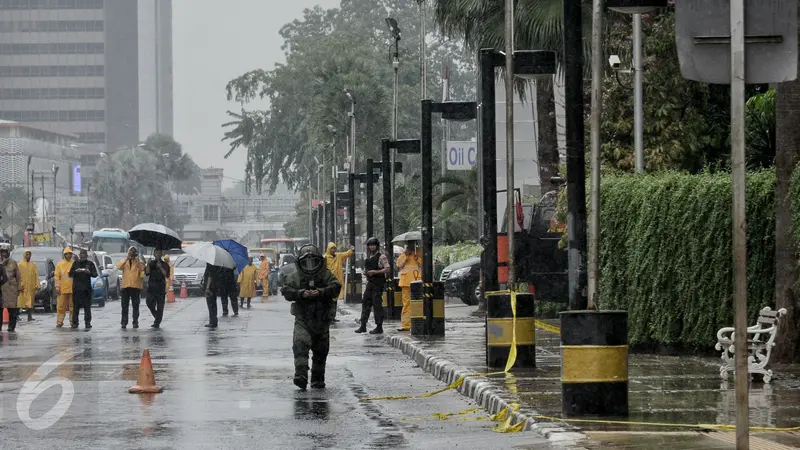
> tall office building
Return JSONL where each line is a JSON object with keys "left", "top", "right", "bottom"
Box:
{"left": 0, "top": 0, "right": 173, "bottom": 152}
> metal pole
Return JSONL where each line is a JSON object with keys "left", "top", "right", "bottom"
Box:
{"left": 563, "top": 0, "right": 588, "bottom": 311}
{"left": 382, "top": 139, "right": 395, "bottom": 277}
{"left": 53, "top": 168, "right": 58, "bottom": 232}
{"left": 480, "top": 49, "right": 500, "bottom": 302}
{"left": 505, "top": 0, "right": 516, "bottom": 286}
{"left": 421, "top": 100, "right": 433, "bottom": 301}
{"left": 391, "top": 38, "right": 399, "bottom": 239}
{"left": 730, "top": 0, "right": 749, "bottom": 447}
{"left": 419, "top": 0, "right": 427, "bottom": 100}
{"left": 40, "top": 175, "right": 45, "bottom": 233}
{"left": 348, "top": 173, "right": 356, "bottom": 280}
{"left": 633, "top": 13, "right": 644, "bottom": 173}
{"left": 366, "top": 159, "right": 374, "bottom": 238}
{"left": 587, "top": 0, "right": 604, "bottom": 309}
{"left": 309, "top": 187, "right": 314, "bottom": 244}
{"left": 441, "top": 63, "right": 450, "bottom": 243}
{"left": 26, "top": 157, "right": 31, "bottom": 226}
{"left": 350, "top": 102, "right": 356, "bottom": 173}
{"left": 318, "top": 205, "right": 324, "bottom": 249}
{"left": 329, "top": 191, "right": 336, "bottom": 244}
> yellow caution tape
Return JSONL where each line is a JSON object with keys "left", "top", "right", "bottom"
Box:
{"left": 505, "top": 291, "right": 519, "bottom": 373}
{"left": 534, "top": 319, "right": 561, "bottom": 334}
{"left": 532, "top": 415, "right": 800, "bottom": 432}
{"left": 491, "top": 402, "right": 525, "bottom": 433}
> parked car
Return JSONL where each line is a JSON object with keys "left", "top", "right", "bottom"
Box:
{"left": 89, "top": 251, "right": 109, "bottom": 307}
{"left": 33, "top": 257, "right": 57, "bottom": 312}
{"left": 171, "top": 255, "right": 207, "bottom": 296}
{"left": 93, "top": 251, "right": 120, "bottom": 299}
{"left": 441, "top": 257, "right": 481, "bottom": 306}
{"left": 11, "top": 246, "right": 64, "bottom": 264}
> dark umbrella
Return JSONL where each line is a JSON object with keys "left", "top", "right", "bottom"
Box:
{"left": 129, "top": 223, "right": 182, "bottom": 250}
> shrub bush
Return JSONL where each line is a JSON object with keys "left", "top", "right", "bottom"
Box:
{"left": 434, "top": 243, "right": 482, "bottom": 267}
{"left": 598, "top": 170, "right": 776, "bottom": 348}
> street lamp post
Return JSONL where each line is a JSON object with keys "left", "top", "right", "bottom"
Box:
{"left": 380, "top": 138, "right": 419, "bottom": 277}
{"left": 385, "top": 17, "right": 401, "bottom": 238}
{"left": 354, "top": 160, "right": 381, "bottom": 239}
{"left": 26, "top": 155, "right": 32, "bottom": 227}
{"left": 421, "top": 100, "right": 477, "bottom": 335}
{"left": 52, "top": 165, "right": 59, "bottom": 232}
{"left": 478, "top": 49, "right": 556, "bottom": 311}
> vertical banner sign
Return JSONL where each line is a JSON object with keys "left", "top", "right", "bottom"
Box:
{"left": 72, "top": 164, "right": 82, "bottom": 193}
{"left": 445, "top": 141, "right": 478, "bottom": 171}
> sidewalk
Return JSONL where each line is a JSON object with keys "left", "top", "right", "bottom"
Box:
{"left": 343, "top": 302, "right": 800, "bottom": 449}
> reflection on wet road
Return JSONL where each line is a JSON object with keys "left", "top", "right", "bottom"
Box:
{"left": 0, "top": 296, "right": 550, "bottom": 449}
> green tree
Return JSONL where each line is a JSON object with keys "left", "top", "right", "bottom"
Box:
{"left": 142, "top": 133, "right": 202, "bottom": 195}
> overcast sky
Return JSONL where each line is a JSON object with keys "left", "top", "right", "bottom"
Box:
{"left": 173, "top": 0, "right": 340, "bottom": 187}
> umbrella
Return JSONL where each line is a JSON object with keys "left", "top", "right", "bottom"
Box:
{"left": 392, "top": 231, "right": 422, "bottom": 243}
{"left": 213, "top": 239, "right": 250, "bottom": 273}
{"left": 129, "top": 223, "right": 182, "bottom": 250}
{"left": 183, "top": 242, "right": 236, "bottom": 269}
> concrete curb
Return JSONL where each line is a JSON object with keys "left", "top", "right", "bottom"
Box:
{"left": 384, "top": 333, "right": 588, "bottom": 443}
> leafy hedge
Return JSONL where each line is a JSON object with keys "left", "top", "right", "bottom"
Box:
{"left": 598, "top": 171, "right": 776, "bottom": 348}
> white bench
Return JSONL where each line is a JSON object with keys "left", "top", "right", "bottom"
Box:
{"left": 715, "top": 307, "right": 788, "bottom": 383}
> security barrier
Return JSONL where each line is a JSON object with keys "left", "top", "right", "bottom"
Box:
{"left": 345, "top": 272, "right": 362, "bottom": 304}
{"left": 381, "top": 277, "right": 402, "bottom": 320}
{"left": 486, "top": 292, "right": 535, "bottom": 368}
{"left": 560, "top": 311, "right": 629, "bottom": 417}
{"left": 410, "top": 280, "right": 445, "bottom": 336}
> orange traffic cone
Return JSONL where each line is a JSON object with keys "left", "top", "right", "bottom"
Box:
{"left": 179, "top": 282, "right": 188, "bottom": 299}
{"left": 167, "top": 289, "right": 176, "bottom": 303}
{"left": 128, "top": 348, "right": 163, "bottom": 394}
{"left": 2, "top": 308, "right": 8, "bottom": 324}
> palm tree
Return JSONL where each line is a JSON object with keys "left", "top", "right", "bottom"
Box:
{"left": 433, "top": 0, "right": 590, "bottom": 195}
{"left": 436, "top": 169, "right": 479, "bottom": 212}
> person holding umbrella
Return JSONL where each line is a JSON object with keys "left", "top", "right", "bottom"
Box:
{"left": 144, "top": 249, "right": 170, "bottom": 328}
{"left": 183, "top": 242, "right": 237, "bottom": 328}
{"left": 396, "top": 240, "right": 422, "bottom": 332}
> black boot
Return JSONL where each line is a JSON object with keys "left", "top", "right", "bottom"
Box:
{"left": 294, "top": 366, "right": 309, "bottom": 390}
{"left": 369, "top": 325, "right": 384, "bottom": 334}
{"left": 27, "top": 310, "right": 35, "bottom": 321}
{"left": 355, "top": 324, "right": 367, "bottom": 333}
{"left": 310, "top": 368, "right": 325, "bottom": 389}
{"left": 247, "top": 299, "right": 251, "bottom": 308}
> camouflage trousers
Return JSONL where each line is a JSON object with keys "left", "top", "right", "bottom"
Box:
{"left": 292, "top": 318, "right": 331, "bottom": 375}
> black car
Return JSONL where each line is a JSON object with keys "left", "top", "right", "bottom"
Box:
{"left": 441, "top": 257, "right": 481, "bottom": 306}
{"left": 33, "top": 258, "right": 57, "bottom": 312}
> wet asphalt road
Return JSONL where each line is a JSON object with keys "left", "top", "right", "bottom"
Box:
{"left": 0, "top": 296, "right": 551, "bottom": 449}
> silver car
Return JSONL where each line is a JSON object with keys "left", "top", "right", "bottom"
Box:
{"left": 172, "top": 255, "right": 206, "bottom": 296}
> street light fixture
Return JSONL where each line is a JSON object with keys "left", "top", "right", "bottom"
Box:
{"left": 605, "top": 0, "right": 667, "bottom": 173}
{"left": 420, "top": 100, "right": 477, "bottom": 335}
{"left": 385, "top": 17, "right": 402, "bottom": 235}
{"left": 478, "top": 49, "right": 556, "bottom": 309}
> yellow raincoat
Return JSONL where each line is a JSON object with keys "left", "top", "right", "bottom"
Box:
{"left": 17, "top": 254, "right": 39, "bottom": 309}
{"left": 258, "top": 254, "right": 270, "bottom": 298}
{"left": 237, "top": 263, "right": 258, "bottom": 298}
{"left": 396, "top": 247, "right": 422, "bottom": 330}
{"left": 324, "top": 242, "right": 353, "bottom": 300}
{"left": 54, "top": 247, "right": 74, "bottom": 326}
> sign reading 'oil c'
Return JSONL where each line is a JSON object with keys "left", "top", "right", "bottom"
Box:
{"left": 445, "top": 141, "right": 477, "bottom": 171}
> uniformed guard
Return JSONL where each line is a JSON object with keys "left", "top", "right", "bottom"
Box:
{"left": 355, "top": 237, "right": 389, "bottom": 335}
{"left": 281, "top": 244, "right": 342, "bottom": 390}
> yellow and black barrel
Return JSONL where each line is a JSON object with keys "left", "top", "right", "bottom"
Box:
{"left": 345, "top": 272, "right": 362, "bottom": 304}
{"left": 486, "top": 292, "right": 536, "bottom": 368}
{"left": 560, "top": 311, "right": 628, "bottom": 417}
{"left": 410, "top": 280, "right": 424, "bottom": 334}
{"left": 410, "top": 281, "right": 445, "bottom": 336}
{"left": 381, "top": 277, "right": 402, "bottom": 320}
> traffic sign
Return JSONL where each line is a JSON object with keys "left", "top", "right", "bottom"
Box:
{"left": 445, "top": 141, "right": 477, "bottom": 171}
{"left": 676, "top": 0, "right": 797, "bottom": 84}
{"left": 4, "top": 201, "right": 20, "bottom": 217}
{"left": 4, "top": 224, "right": 20, "bottom": 237}
{"left": 32, "top": 233, "right": 50, "bottom": 243}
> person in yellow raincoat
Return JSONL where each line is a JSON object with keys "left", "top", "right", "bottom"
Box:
{"left": 325, "top": 242, "right": 354, "bottom": 322}
{"left": 17, "top": 250, "right": 39, "bottom": 322}
{"left": 163, "top": 254, "right": 174, "bottom": 300}
{"left": 54, "top": 247, "right": 74, "bottom": 327}
{"left": 237, "top": 259, "right": 258, "bottom": 308}
{"left": 257, "top": 254, "right": 270, "bottom": 299}
{"left": 396, "top": 241, "right": 422, "bottom": 331}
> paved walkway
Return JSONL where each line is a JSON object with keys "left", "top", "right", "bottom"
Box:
{"left": 342, "top": 301, "right": 800, "bottom": 449}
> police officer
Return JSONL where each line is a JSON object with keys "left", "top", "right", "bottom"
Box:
{"left": 355, "top": 237, "right": 389, "bottom": 335}
{"left": 69, "top": 249, "right": 97, "bottom": 330}
{"left": 281, "top": 245, "right": 341, "bottom": 390}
